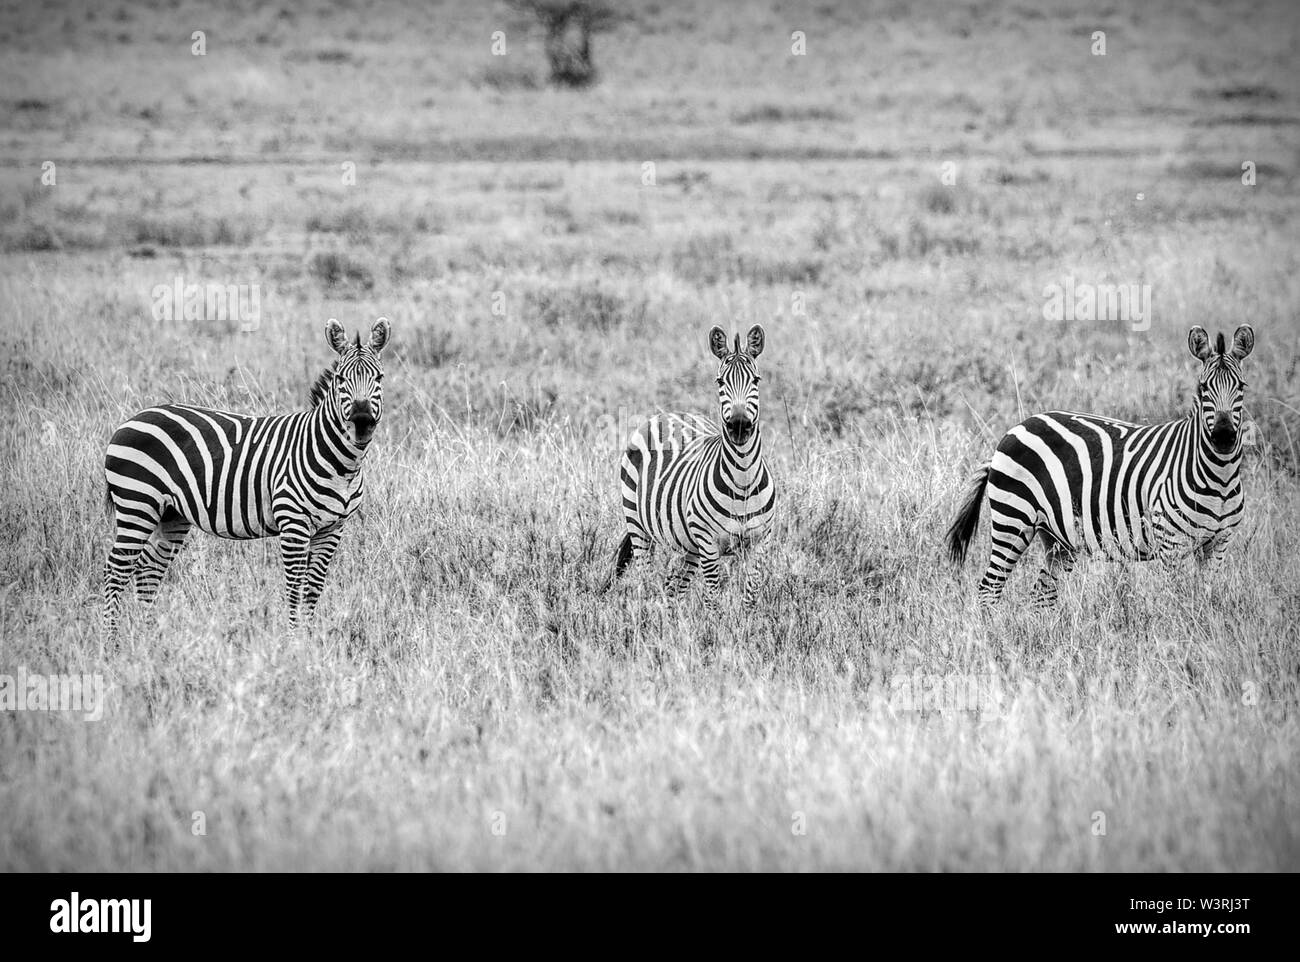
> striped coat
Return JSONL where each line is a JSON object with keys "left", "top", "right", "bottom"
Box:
{"left": 609, "top": 324, "right": 775, "bottom": 607}
{"left": 947, "top": 325, "right": 1254, "bottom": 606}
{"left": 102, "top": 317, "right": 390, "bottom": 633}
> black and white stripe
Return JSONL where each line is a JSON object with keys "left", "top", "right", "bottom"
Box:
{"left": 608, "top": 324, "right": 775, "bottom": 607}
{"left": 102, "top": 317, "right": 391, "bottom": 634}
{"left": 947, "top": 324, "right": 1255, "bottom": 606}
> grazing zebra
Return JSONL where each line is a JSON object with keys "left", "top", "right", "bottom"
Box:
{"left": 946, "top": 324, "right": 1254, "bottom": 606}
{"left": 102, "top": 317, "right": 391, "bottom": 634}
{"left": 608, "top": 324, "right": 775, "bottom": 607}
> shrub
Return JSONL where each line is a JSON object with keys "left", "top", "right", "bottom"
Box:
{"left": 509, "top": 0, "right": 621, "bottom": 88}
{"left": 307, "top": 251, "right": 374, "bottom": 294}
{"left": 526, "top": 282, "right": 647, "bottom": 332}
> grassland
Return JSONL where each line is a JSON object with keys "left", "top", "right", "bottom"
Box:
{"left": 1, "top": 0, "right": 1298, "bottom": 870}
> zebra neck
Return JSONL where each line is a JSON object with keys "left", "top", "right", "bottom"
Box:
{"left": 718, "top": 427, "right": 765, "bottom": 492}
{"left": 1185, "top": 415, "right": 1241, "bottom": 493}
{"left": 311, "top": 402, "right": 369, "bottom": 475}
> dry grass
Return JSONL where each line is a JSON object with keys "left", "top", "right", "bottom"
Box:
{"left": 1, "top": 0, "right": 1299, "bottom": 871}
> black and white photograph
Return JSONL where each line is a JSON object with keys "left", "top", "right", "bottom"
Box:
{"left": 1, "top": 0, "right": 1297, "bottom": 897}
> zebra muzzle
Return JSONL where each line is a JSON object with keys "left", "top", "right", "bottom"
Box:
{"left": 725, "top": 415, "right": 754, "bottom": 444}
{"left": 1210, "top": 414, "right": 1237, "bottom": 453}
{"left": 349, "top": 409, "right": 377, "bottom": 442}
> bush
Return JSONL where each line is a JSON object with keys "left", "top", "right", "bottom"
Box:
{"left": 526, "top": 282, "right": 647, "bottom": 331}
{"left": 307, "top": 251, "right": 374, "bottom": 294}
{"left": 509, "top": 0, "right": 621, "bottom": 88}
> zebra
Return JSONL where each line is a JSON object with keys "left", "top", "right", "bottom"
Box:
{"left": 608, "top": 324, "right": 775, "bottom": 608}
{"left": 102, "top": 317, "right": 391, "bottom": 635}
{"left": 946, "top": 324, "right": 1255, "bottom": 606}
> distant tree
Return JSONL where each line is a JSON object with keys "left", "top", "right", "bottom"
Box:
{"left": 508, "top": 0, "right": 620, "bottom": 88}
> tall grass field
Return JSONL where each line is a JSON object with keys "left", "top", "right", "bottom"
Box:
{"left": 1, "top": 0, "right": 1298, "bottom": 870}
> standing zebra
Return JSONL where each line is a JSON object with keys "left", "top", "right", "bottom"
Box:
{"left": 102, "top": 317, "right": 391, "bottom": 635}
{"left": 946, "top": 325, "right": 1255, "bottom": 606}
{"left": 609, "top": 324, "right": 775, "bottom": 607}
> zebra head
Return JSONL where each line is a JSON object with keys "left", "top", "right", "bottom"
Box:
{"left": 709, "top": 324, "right": 765, "bottom": 447}
{"left": 1188, "top": 324, "right": 1253, "bottom": 455}
{"left": 325, "top": 317, "right": 391, "bottom": 446}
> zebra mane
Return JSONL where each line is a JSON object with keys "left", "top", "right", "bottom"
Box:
{"left": 1214, "top": 332, "right": 1226, "bottom": 355}
{"left": 308, "top": 361, "right": 338, "bottom": 408}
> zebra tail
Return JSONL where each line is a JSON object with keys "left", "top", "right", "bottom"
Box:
{"left": 599, "top": 533, "right": 635, "bottom": 593}
{"left": 946, "top": 462, "right": 990, "bottom": 565}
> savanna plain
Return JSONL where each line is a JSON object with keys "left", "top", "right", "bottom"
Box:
{"left": 1, "top": 0, "right": 1298, "bottom": 870}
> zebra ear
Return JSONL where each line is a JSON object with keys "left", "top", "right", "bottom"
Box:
{"left": 1230, "top": 324, "right": 1254, "bottom": 361}
{"left": 746, "top": 324, "right": 765, "bottom": 359}
{"left": 369, "top": 316, "right": 391, "bottom": 354}
{"left": 709, "top": 326, "right": 728, "bottom": 360}
{"left": 326, "top": 318, "right": 349, "bottom": 355}
{"left": 1187, "top": 326, "right": 1212, "bottom": 361}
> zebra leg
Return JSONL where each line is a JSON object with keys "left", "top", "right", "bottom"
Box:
{"left": 298, "top": 523, "right": 344, "bottom": 622}
{"left": 976, "top": 519, "right": 1036, "bottom": 607}
{"left": 601, "top": 528, "right": 653, "bottom": 595}
{"left": 740, "top": 536, "right": 769, "bottom": 610}
{"left": 612, "top": 529, "right": 652, "bottom": 580}
{"left": 103, "top": 499, "right": 160, "bottom": 636}
{"left": 1195, "top": 529, "right": 1234, "bottom": 569}
{"left": 665, "top": 550, "right": 700, "bottom": 598}
{"left": 1029, "top": 538, "right": 1074, "bottom": 609}
{"left": 134, "top": 514, "right": 192, "bottom": 604}
{"left": 276, "top": 517, "right": 313, "bottom": 628}
{"left": 631, "top": 533, "right": 653, "bottom": 563}
{"left": 698, "top": 540, "right": 724, "bottom": 611}
{"left": 1152, "top": 509, "right": 1194, "bottom": 575}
